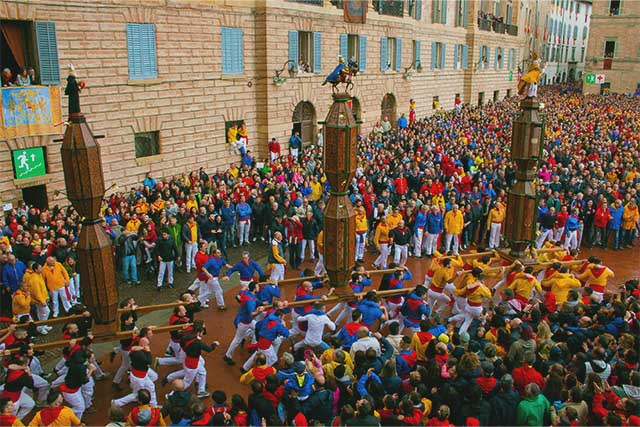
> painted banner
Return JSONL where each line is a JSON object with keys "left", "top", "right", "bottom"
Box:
{"left": 344, "top": 0, "right": 367, "bottom": 24}
{"left": 0, "top": 86, "right": 61, "bottom": 139}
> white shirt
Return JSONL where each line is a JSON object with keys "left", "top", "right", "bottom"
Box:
{"left": 350, "top": 336, "right": 381, "bottom": 360}
{"left": 297, "top": 313, "right": 335, "bottom": 346}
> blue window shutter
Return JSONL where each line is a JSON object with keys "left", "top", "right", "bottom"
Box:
{"left": 359, "top": 35, "right": 367, "bottom": 71}
{"left": 126, "top": 24, "right": 141, "bottom": 80}
{"left": 416, "top": 0, "right": 423, "bottom": 19}
{"left": 431, "top": 41, "right": 437, "bottom": 70}
{"left": 440, "top": 43, "right": 446, "bottom": 69}
{"left": 442, "top": 0, "right": 448, "bottom": 23}
{"left": 222, "top": 27, "right": 243, "bottom": 75}
{"left": 453, "top": 44, "right": 459, "bottom": 69}
{"left": 415, "top": 40, "right": 421, "bottom": 67}
{"left": 35, "top": 21, "right": 60, "bottom": 85}
{"left": 288, "top": 31, "right": 299, "bottom": 65}
{"left": 462, "top": 44, "right": 468, "bottom": 69}
{"left": 395, "top": 38, "right": 402, "bottom": 70}
{"left": 313, "top": 32, "right": 322, "bottom": 73}
{"left": 340, "top": 33, "right": 348, "bottom": 60}
{"left": 462, "top": 0, "right": 468, "bottom": 27}
{"left": 380, "top": 37, "right": 388, "bottom": 71}
{"left": 140, "top": 24, "right": 158, "bottom": 79}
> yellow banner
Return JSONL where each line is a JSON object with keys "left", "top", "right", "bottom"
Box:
{"left": 0, "top": 86, "right": 62, "bottom": 139}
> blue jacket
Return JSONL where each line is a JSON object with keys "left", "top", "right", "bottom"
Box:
{"left": 226, "top": 260, "right": 264, "bottom": 281}
{"left": 397, "top": 116, "right": 408, "bottom": 129}
{"left": 293, "top": 291, "right": 319, "bottom": 315}
{"left": 236, "top": 202, "right": 252, "bottom": 220}
{"left": 257, "top": 284, "right": 281, "bottom": 305}
{"left": 357, "top": 372, "right": 382, "bottom": 399}
{"left": 284, "top": 372, "right": 314, "bottom": 399}
{"left": 276, "top": 368, "right": 297, "bottom": 383}
{"left": 221, "top": 205, "right": 236, "bottom": 226}
{"left": 396, "top": 349, "right": 417, "bottom": 376}
{"left": 234, "top": 291, "right": 257, "bottom": 326}
{"left": 203, "top": 257, "right": 227, "bottom": 277}
{"left": 2, "top": 260, "right": 26, "bottom": 293}
{"left": 426, "top": 212, "right": 443, "bottom": 234}
{"left": 337, "top": 322, "right": 366, "bottom": 350}
{"left": 289, "top": 135, "right": 302, "bottom": 149}
{"left": 565, "top": 215, "right": 580, "bottom": 232}
{"left": 608, "top": 206, "right": 624, "bottom": 230}
{"left": 401, "top": 292, "right": 430, "bottom": 328}
{"left": 414, "top": 212, "right": 427, "bottom": 232}
{"left": 357, "top": 299, "right": 384, "bottom": 327}
{"left": 255, "top": 313, "right": 290, "bottom": 346}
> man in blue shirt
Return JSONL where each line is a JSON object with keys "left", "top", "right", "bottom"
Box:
{"left": 425, "top": 205, "right": 443, "bottom": 257}
{"left": 236, "top": 194, "right": 253, "bottom": 246}
{"left": 202, "top": 249, "right": 232, "bottom": 310}
{"left": 289, "top": 131, "right": 302, "bottom": 160}
{"left": 397, "top": 113, "right": 408, "bottom": 129}
{"left": 241, "top": 310, "right": 289, "bottom": 371}
{"left": 220, "top": 199, "right": 236, "bottom": 248}
{"left": 2, "top": 254, "right": 26, "bottom": 294}
{"left": 224, "top": 282, "right": 264, "bottom": 365}
{"left": 357, "top": 291, "right": 388, "bottom": 328}
{"left": 226, "top": 251, "right": 265, "bottom": 290}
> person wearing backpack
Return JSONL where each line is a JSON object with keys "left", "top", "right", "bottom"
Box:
{"left": 125, "top": 390, "right": 165, "bottom": 426}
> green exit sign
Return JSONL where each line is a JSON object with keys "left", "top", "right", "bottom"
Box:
{"left": 12, "top": 147, "right": 47, "bottom": 180}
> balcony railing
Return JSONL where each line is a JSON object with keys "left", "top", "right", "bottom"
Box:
{"left": 374, "top": 0, "right": 404, "bottom": 17}
{"left": 507, "top": 24, "right": 518, "bottom": 36}
{"left": 493, "top": 21, "right": 506, "bottom": 33}
{"left": 478, "top": 17, "right": 492, "bottom": 31}
{"left": 0, "top": 86, "right": 62, "bottom": 140}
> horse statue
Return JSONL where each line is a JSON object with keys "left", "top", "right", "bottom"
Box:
{"left": 322, "top": 56, "right": 359, "bottom": 93}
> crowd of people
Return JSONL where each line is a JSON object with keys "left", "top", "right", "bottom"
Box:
{"left": 0, "top": 86, "right": 638, "bottom": 426}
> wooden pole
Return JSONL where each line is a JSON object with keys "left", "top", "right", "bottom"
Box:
{"left": 285, "top": 287, "right": 415, "bottom": 308}
{"left": 440, "top": 251, "right": 495, "bottom": 260}
{"left": 116, "top": 301, "right": 184, "bottom": 315}
{"left": 0, "top": 314, "right": 86, "bottom": 334}
{"left": 256, "top": 268, "right": 402, "bottom": 287}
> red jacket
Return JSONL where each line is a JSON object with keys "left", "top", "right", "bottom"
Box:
{"left": 594, "top": 206, "right": 611, "bottom": 227}
{"left": 512, "top": 365, "right": 544, "bottom": 396}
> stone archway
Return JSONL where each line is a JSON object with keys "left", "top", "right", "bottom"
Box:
{"left": 292, "top": 101, "right": 316, "bottom": 147}
{"left": 381, "top": 93, "right": 397, "bottom": 126}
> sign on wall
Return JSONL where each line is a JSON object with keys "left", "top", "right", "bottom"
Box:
{"left": 12, "top": 147, "right": 47, "bottom": 180}
{"left": 585, "top": 73, "right": 605, "bottom": 84}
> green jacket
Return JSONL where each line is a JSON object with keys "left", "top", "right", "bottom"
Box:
{"left": 516, "top": 394, "right": 550, "bottom": 426}
{"left": 167, "top": 223, "right": 182, "bottom": 249}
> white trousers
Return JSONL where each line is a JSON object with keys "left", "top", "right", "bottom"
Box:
{"left": 355, "top": 233, "right": 367, "bottom": 261}
{"left": 238, "top": 220, "right": 251, "bottom": 245}
{"left": 331, "top": 303, "right": 354, "bottom": 327}
{"left": 62, "top": 378, "right": 93, "bottom": 420}
{"left": 68, "top": 274, "right": 80, "bottom": 302}
{"left": 270, "top": 264, "right": 285, "bottom": 282}
{"left": 536, "top": 228, "right": 554, "bottom": 248}
{"left": 225, "top": 321, "right": 256, "bottom": 359}
{"left": 242, "top": 345, "right": 277, "bottom": 371}
{"left": 200, "top": 277, "right": 225, "bottom": 307}
{"left": 35, "top": 303, "right": 50, "bottom": 321}
{"left": 12, "top": 391, "right": 35, "bottom": 419}
{"left": 314, "top": 254, "right": 326, "bottom": 276}
{"left": 113, "top": 369, "right": 158, "bottom": 407}
{"left": 452, "top": 304, "right": 482, "bottom": 335}
{"left": 157, "top": 261, "right": 174, "bottom": 287}
{"left": 413, "top": 229, "right": 424, "bottom": 257}
{"left": 554, "top": 227, "right": 564, "bottom": 242}
{"left": 300, "top": 239, "right": 316, "bottom": 262}
{"left": 393, "top": 244, "right": 408, "bottom": 267}
{"left": 188, "top": 277, "right": 202, "bottom": 292}
{"left": 427, "top": 287, "right": 452, "bottom": 315}
{"left": 113, "top": 350, "right": 130, "bottom": 384}
{"left": 424, "top": 233, "right": 439, "bottom": 256}
{"left": 489, "top": 223, "right": 502, "bottom": 249}
{"left": 158, "top": 340, "right": 185, "bottom": 366}
{"left": 374, "top": 243, "right": 390, "bottom": 268}
{"left": 183, "top": 357, "right": 206, "bottom": 393}
{"left": 385, "top": 299, "right": 404, "bottom": 320}
{"left": 184, "top": 242, "right": 198, "bottom": 272}
{"left": 564, "top": 230, "right": 578, "bottom": 250}
{"left": 31, "top": 374, "right": 50, "bottom": 403}
{"left": 445, "top": 233, "right": 460, "bottom": 254}
{"left": 49, "top": 287, "right": 72, "bottom": 317}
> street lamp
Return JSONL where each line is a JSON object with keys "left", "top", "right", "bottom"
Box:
{"left": 273, "top": 60, "right": 299, "bottom": 86}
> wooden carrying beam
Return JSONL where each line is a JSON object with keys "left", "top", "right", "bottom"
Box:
{"left": 0, "top": 314, "right": 87, "bottom": 335}
{"left": 116, "top": 301, "right": 184, "bottom": 315}
{"left": 7, "top": 323, "right": 191, "bottom": 353}
{"left": 256, "top": 268, "right": 403, "bottom": 287}
{"left": 285, "top": 287, "right": 415, "bottom": 308}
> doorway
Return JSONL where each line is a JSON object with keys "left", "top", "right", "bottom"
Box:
{"left": 600, "top": 82, "right": 611, "bottom": 96}
{"left": 22, "top": 185, "right": 48, "bottom": 209}
{"left": 380, "top": 93, "right": 397, "bottom": 126}
{"left": 292, "top": 101, "right": 316, "bottom": 147}
{"left": 478, "top": 92, "right": 485, "bottom": 106}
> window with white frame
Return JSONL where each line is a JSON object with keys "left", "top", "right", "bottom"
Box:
{"left": 347, "top": 34, "right": 359, "bottom": 62}
{"left": 387, "top": 37, "right": 398, "bottom": 70}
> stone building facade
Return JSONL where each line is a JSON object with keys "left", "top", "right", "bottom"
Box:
{"left": 583, "top": 0, "right": 640, "bottom": 94}
{"left": 0, "top": 0, "right": 532, "bottom": 207}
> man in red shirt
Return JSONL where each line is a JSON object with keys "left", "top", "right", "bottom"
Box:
{"left": 268, "top": 138, "right": 280, "bottom": 162}
{"left": 512, "top": 351, "right": 545, "bottom": 396}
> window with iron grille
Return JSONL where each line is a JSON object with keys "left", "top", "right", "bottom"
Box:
{"left": 134, "top": 131, "right": 160, "bottom": 158}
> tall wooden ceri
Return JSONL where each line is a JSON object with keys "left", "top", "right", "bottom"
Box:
{"left": 60, "top": 72, "right": 118, "bottom": 324}
{"left": 502, "top": 97, "right": 545, "bottom": 260}
{"left": 320, "top": 93, "right": 360, "bottom": 287}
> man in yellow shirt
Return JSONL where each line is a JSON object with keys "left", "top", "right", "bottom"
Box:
{"left": 451, "top": 278, "right": 492, "bottom": 335}
{"left": 355, "top": 207, "right": 368, "bottom": 262}
{"left": 487, "top": 201, "right": 505, "bottom": 249}
{"left": 508, "top": 266, "right": 543, "bottom": 306}
{"left": 622, "top": 199, "right": 639, "bottom": 248}
{"left": 309, "top": 176, "right": 323, "bottom": 202}
{"left": 386, "top": 207, "right": 403, "bottom": 230}
{"left": 577, "top": 257, "right": 614, "bottom": 303}
{"left": 444, "top": 204, "right": 464, "bottom": 255}
{"left": 373, "top": 216, "right": 391, "bottom": 269}
{"left": 125, "top": 214, "right": 141, "bottom": 233}
{"left": 547, "top": 267, "right": 581, "bottom": 306}
{"left": 24, "top": 262, "right": 52, "bottom": 334}
{"left": 427, "top": 256, "right": 463, "bottom": 315}
{"left": 28, "top": 390, "right": 82, "bottom": 426}
{"left": 42, "top": 256, "right": 71, "bottom": 317}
